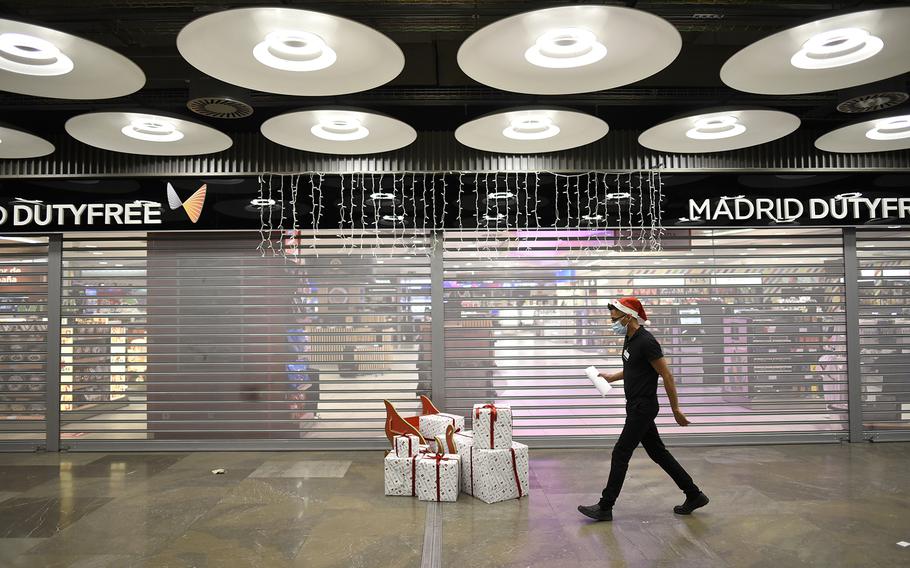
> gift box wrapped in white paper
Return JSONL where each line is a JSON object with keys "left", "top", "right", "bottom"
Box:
{"left": 415, "top": 453, "right": 461, "bottom": 502}
{"left": 472, "top": 403, "right": 513, "bottom": 450}
{"left": 393, "top": 434, "right": 421, "bottom": 458}
{"left": 419, "top": 412, "right": 465, "bottom": 440}
{"left": 453, "top": 431, "right": 530, "bottom": 504}
{"left": 384, "top": 453, "right": 422, "bottom": 497}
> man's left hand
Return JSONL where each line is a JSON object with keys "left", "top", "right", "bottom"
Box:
{"left": 673, "top": 408, "right": 691, "bottom": 426}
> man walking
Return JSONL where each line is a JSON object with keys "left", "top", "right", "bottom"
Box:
{"left": 578, "top": 297, "right": 708, "bottom": 521}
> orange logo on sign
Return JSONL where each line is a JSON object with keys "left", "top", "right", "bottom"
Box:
{"left": 166, "top": 183, "right": 207, "bottom": 223}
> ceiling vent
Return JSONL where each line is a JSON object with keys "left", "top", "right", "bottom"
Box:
{"left": 836, "top": 79, "right": 909, "bottom": 114}
{"left": 837, "top": 91, "right": 908, "bottom": 114}
{"left": 187, "top": 96, "right": 254, "bottom": 119}
{"left": 186, "top": 79, "right": 253, "bottom": 119}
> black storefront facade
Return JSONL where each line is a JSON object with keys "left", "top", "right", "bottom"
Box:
{"left": 1, "top": 133, "right": 908, "bottom": 452}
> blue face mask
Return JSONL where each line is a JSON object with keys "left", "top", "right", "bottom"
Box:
{"left": 612, "top": 319, "right": 627, "bottom": 336}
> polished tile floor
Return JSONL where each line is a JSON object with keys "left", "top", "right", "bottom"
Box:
{"left": 0, "top": 443, "right": 908, "bottom": 567}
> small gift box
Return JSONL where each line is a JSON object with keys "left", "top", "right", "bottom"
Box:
{"left": 393, "top": 434, "right": 421, "bottom": 458}
{"left": 384, "top": 453, "right": 422, "bottom": 497}
{"left": 415, "top": 452, "right": 461, "bottom": 502}
{"left": 419, "top": 412, "right": 465, "bottom": 439}
{"left": 472, "top": 403, "right": 513, "bottom": 450}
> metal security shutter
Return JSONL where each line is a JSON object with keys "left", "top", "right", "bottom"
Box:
{"left": 0, "top": 235, "right": 49, "bottom": 449}
{"left": 857, "top": 230, "right": 910, "bottom": 441}
{"left": 60, "top": 231, "right": 431, "bottom": 450}
{"left": 443, "top": 229, "right": 848, "bottom": 446}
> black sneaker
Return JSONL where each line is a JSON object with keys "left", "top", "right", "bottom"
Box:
{"left": 577, "top": 503, "right": 612, "bottom": 521}
{"left": 673, "top": 492, "right": 709, "bottom": 515}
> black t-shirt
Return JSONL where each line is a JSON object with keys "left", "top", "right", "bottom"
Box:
{"left": 621, "top": 327, "right": 664, "bottom": 402}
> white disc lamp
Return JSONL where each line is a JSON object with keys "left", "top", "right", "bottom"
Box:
{"left": 0, "top": 124, "right": 54, "bottom": 159}
{"left": 639, "top": 109, "right": 800, "bottom": 153}
{"left": 455, "top": 108, "right": 608, "bottom": 154}
{"left": 816, "top": 113, "right": 910, "bottom": 153}
{"left": 65, "top": 112, "right": 232, "bottom": 156}
{"left": 261, "top": 109, "right": 416, "bottom": 155}
{"left": 177, "top": 7, "right": 404, "bottom": 96}
{"left": 720, "top": 7, "right": 910, "bottom": 94}
{"left": 0, "top": 18, "right": 144, "bottom": 99}
{"left": 457, "top": 5, "right": 680, "bottom": 95}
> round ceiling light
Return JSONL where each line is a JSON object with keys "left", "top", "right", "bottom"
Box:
{"left": 120, "top": 118, "right": 184, "bottom": 143}
{"left": 252, "top": 30, "right": 337, "bottom": 72}
{"left": 865, "top": 115, "right": 910, "bottom": 141}
{"left": 0, "top": 124, "right": 54, "bottom": 159}
{"left": 457, "top": 5, "right": 680, "bottom": 94}
{"left": 639, "top": 109, "right": 800, "bottom": 153}
{"left": 261, "top": 109, "right": 416, "bottom": 155}
{"left": 816, "top": 113, "right": 910, "bottom": 153}
{"left": 524, "top": 28, "right": 607, "bottom": 69}
{"left": 685, "top": 116, "right": 747, "bottom": 140}
{"left": 0, "top": 18, "right": 144, "bottom": 99}
{"left": 0, "top": 32, "right": 73, "bottom": 76}
{"left": 456, "top": 108, "right": 608, "bottom": 154}
{"left": 502, "top": 116, "right": 560, "bottom": 140}
{"left": 790, "top": 27, "right": 883, "bottom": 70}
{"left": 177, "top": 8, "right": 404, "bottom": 96}
{"left": 311, "top": 117, "right": 369, "bottom": 142}
{"left": 65, "top": 112, "right": 232, "bottom": 156}
{"left": 720, "top": 7, "right": 910, "bottom": 94}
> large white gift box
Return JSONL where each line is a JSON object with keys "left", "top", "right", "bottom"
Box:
{"left": 384, "top": 453, "right": 422, "bottom": 497}
{"left": 393, "top": 434, "right": 421, "bottom": 458}
{"left": 419, "top": 412, "right": 465, "bottom": 439}
{"left": 453, "top": 432, "right": 529, "bottom": 504}
{"left": 472, "top": 403, "right": 513, "bottom": 450}
{"left": 415, "top": 453, "right": 461, "bottom": 502}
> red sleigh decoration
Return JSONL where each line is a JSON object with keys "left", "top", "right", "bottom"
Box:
{"left": 383, "top": 395, "right": 441, "bottom": 446}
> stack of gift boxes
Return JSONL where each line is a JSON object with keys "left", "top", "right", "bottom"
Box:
{"left": 384, "top": 404, "right": 530, "bottom": 504}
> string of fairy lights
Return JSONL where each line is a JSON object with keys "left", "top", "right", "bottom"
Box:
{"left": 256, "top": 170, "right": 666, "bottom": 259}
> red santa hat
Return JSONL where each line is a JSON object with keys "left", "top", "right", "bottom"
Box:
{"left": 608, "top": 297, "right": 650, "bottom": 326}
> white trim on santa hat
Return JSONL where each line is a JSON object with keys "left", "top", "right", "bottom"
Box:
{"left": 607, "top": 298, "right": 650, "bottom": 326}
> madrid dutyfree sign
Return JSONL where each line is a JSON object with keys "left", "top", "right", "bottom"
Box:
{"left": 686, "top": 193, "right": 910, "bottom": 224}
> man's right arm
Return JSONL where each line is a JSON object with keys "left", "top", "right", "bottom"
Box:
{"left": 600, "top": 371, "right": 623, "bottom": 383}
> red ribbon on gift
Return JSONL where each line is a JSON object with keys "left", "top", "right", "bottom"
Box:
{"left": 469, "top": 446, "right": 474, "bottom": 495}
{"left": 510, "top": 447, "right": 523, "bottom": 499}
{"left": 396, "top": 435, "right": 414, "bottom": 458}
{"left": 475, "top": 404, "right": 498, "bottom": 448}
{"left": 408, "top": 448, "right": 435, "bottom": 496}
{"left": 427, "top": 453, "right": 453, "bottom": 502}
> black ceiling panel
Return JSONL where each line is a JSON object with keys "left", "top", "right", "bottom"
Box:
{"left": 0, "top": 0, "right": 906, "bottom": 136}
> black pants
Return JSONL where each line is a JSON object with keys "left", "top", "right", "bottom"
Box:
{"left": 600, "top": 399, "right": 700, "bottom": 508}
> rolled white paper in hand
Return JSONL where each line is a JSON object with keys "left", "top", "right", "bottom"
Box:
{"left": 585, "top": 366, "right": 612, "bottom": 396}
